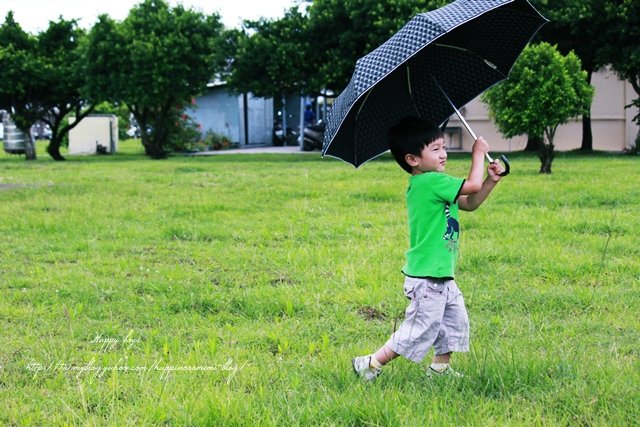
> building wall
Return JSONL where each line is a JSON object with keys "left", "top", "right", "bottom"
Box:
{"left": 239, "top": 95, "right": 274, "bottom": 145}
{"left": 625, "top": 79, "right": 638, "bottom": 148}
{"left": 191, "top": 89, "right": 241, "bottom": 142}
{"left": 446, "top": 68, "right": 637, "bottom": 152}
{"left": 68, "top": 115, "right": 118, "bottom": 155}
{"left": 192, "top": 87, "right": 274, "bottom": 145}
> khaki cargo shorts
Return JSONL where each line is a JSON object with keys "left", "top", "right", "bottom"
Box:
{"left": 386, "top": 276, "right": 469, "bottom": 363}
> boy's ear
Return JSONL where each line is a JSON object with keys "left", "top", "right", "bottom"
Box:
{"left": 405, "top": 153, "right": 419, "bottom": 167}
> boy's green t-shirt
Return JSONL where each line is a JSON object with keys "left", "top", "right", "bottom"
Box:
{"left": 402, "top": 172, "right": 465, "bottom": 278}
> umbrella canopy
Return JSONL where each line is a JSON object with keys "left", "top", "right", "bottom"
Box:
{"left": 322, "top": 0, "right": 548, "bottom": 167}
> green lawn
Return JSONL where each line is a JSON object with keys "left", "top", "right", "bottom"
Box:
{"left": 1, "top": 141, "right": 639, "bottom": 425}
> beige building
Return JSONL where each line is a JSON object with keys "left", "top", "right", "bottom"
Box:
{"left": 68, "top": 115, "right": 119, "bottom": 155}
{"left": 444, "top": 68, "right": 637, "bottom": 152}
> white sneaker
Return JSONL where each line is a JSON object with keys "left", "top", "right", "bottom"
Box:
{"left": 352, "top": 355, "right": 382, "bottom": 381}
{"left": 426, "top": 366, "right": 464, "bottom": 378}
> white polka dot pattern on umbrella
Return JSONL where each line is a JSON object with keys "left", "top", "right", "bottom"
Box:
{"left": 322, "top": 0, "right": 547, "bottom": 167}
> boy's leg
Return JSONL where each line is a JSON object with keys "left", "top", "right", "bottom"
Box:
{"left": 429, "top": 280, "right": 468, "bottom": 376}
{"left": 373, "top": 345, "right": 399, "bottom": 365}
{"left": 385, "top": 277, "right": 447, "bottom": 363}
{"left": 354, "top": 343, "right": 433, "bottom": 372}
{"left": 432, "top": 280, "right": 469, "bottom": 356}
{"left": 429, "top": 351, "right": 455, "bottom": 374}
{"left": 353, "top": 277, "right": 448, "bottom": 381}
{"left": 432, "top": 352, "right": 451, "bottom": 364}
{"left": 352, "top": 345, "right": 398, "bottom": 381}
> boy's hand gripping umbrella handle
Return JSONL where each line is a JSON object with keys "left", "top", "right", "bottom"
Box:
{"left": 484, "top": 153, "right": 510, "bottom": 177}
{"left": 452, "top": 105, "right": 510, "bottom": 177}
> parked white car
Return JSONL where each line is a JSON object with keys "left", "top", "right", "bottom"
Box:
{"left": 126, "top": 126, "right": 140, "bottom": 138}
{"left": 31, "top": 121, "right": 52, "bottom": 140}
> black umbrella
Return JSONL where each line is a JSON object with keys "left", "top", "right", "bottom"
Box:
{"left": 322, "top": 0, "right": 547, "bottom": 169}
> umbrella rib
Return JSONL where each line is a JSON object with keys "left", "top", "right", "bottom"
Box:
{"left": 432, "top": 43, "right": 507, "bottom": 79}
{"left": 354, "top": 89, "right": 373, "bottom": 120}
{"left": 430, "top": 74, "right": 478, "bottom": 140}
{"left": 406, "top": 65, "right": 422, "bottom": 119}
{"left": 353, "top": 88, "right": 375, "bottom": 166}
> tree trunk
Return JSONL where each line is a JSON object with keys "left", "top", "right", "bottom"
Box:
{"left": 23, "top": 129, "right": 37, "bottom": 161}
{"left": 580, "top": 70, "right": 594, "bottom": 151}
{"left": 46, "top": 137, "right": 66, "bottom": 161}
{"left": 141, "top": 135, "right": 168, "bottom": 159}
{"left": 525, "top": 135, "right": 543, "bottom": 152}
{"left": 581, "top": 112, "right": 593, "bottom": 151}
{"left": 539, "top": 142, "right": 555, "bottom": 174}
{"left": 134, "top": 110, "right": 168, "bottom": 159}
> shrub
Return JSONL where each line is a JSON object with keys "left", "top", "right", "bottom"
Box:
{"left": 482, "top": 43, "right": 594, "bottom": 173}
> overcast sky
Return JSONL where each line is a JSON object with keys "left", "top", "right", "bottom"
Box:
{"left": 0, "top": 0, "right": 299, "bottom": 33}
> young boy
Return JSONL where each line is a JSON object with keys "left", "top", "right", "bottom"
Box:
{"left": 352, "top": 116, "right": 504, "bottom": 381}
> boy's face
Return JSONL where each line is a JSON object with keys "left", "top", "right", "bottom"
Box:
{"left": 405, "top": 137, "right": 447, "bottom": 174}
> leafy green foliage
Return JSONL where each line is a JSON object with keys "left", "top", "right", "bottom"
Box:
{"left": 201, "top": 130, "right": 234, "bottom": 151}
{"left": 227, "top": 7, "right": 314, "bottom": 98}
{"left": 167, "top": 112, "right": 203, "bottom": 152}
{"left": 164, "top": 113, "right": 235, "bottom": 153}
{"left": 35, "top": 19, "right": 95, "bottom": 160}
{"left": 0, "top": 13, "right": 44, "bottom": 159}
{"left": 84, "top": 0, "right": 227, "bottom": 159}
{"left": 533, "top": 0, "right": 610, "bottom": 71}
{"left": 0, "top": 13, "right": 95, "bottom": 161}
{"left": 230, "top": 0, "right": 449, "bottom": 97}
{"left": 482, "top": 43, "right": 594, "bottom": 172}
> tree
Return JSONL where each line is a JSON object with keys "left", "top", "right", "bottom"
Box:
{"left": 0, "top": 14, "right": 97, "bottom": 161}
{"left": 532, "top": 0, "right": 611, "bottom": 151}
{"left": 0, "top": 12, "right": 42, "bottom": 160}
{"left": 85, "top": 0, "right": 227, "bottom": 159}
{"left": 228, "top": 0, "right": 448, "bottom": 101}
{"left": 227, "top": 8, "right": 313, "bottom": 98}
{"left": 482, "top": 43, "right": 594, "bottom": 174}
{"left": 226, "top": 7, "right": 315, "bottom": 141}
{"left": 37, "top": 18, "right": 96, "bottom": 161}
{"left": 599, "top": 0, "right": 640, "bottom": 152}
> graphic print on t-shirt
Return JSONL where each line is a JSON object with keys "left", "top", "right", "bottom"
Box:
{"left": 442, "top": 202, "right": 459, "bottom": 247}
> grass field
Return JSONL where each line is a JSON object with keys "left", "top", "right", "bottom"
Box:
{"left": 1, "top": 141, "right": 639, "bottom": 425}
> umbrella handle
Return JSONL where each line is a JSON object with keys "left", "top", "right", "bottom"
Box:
{"left": 486, "top": 153, "right": 510, "bottom": 176}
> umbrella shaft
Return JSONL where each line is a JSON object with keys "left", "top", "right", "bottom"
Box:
{"left": 453, "top": 106, "right": 476, "bottom": 140}
{"left": 450, "top": 98, "right": 493, "bottom": 163}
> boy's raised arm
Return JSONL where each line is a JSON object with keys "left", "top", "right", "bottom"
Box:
{"left": 459, "top": 137, "right": 489, "bottom": 195}
{"left": 459, "top": 162, "right": 503, "bottom": 211}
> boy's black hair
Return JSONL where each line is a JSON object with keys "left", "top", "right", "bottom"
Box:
{"left": 388, "top": 116, "right": 444, "bottom": 173}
